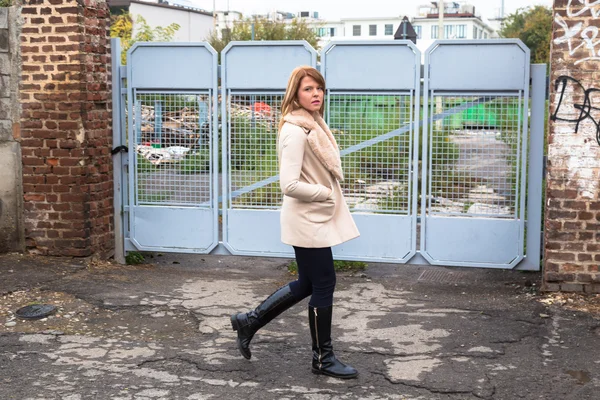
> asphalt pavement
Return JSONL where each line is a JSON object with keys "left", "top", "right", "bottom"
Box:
{"left": 0, "top": 252, "right": 598, "bottom": 400}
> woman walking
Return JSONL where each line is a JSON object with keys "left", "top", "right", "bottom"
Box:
{"left": 230, "top": 66, "right": 360, "bottom": 379}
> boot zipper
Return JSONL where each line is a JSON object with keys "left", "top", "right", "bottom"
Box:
{"left": 314, "top": 308, "right": 322, "bottom": 370}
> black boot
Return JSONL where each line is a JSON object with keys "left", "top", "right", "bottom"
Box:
{"left": 309, "top": 305, "right": 358, "bottom": 379}
{"left": 231, "top": 284, "right": 299, "bottom": 359}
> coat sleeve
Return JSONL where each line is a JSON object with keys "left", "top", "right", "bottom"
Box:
{"left": 279, "top": 126, "right": 332, "bottom": 202}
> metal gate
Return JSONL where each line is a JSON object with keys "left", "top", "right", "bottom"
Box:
{"left": 121, "top": 43, "right": 219, "bottom": 253}
{"left": 112, "top": 39, "right": 545, "bottom": 270}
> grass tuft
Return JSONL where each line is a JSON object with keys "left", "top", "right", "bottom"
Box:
{"left": 287, "top": 260, "right": 367, "bottom": 275}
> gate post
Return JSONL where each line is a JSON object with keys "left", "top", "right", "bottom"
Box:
{"left": 545, "top": 1, "right": 600, "bottom": 292}
{"left": 19, "top": 0, "right": 114, "bottom": 257}
{"left": 111, "top": 38, "right": 125, "bottom": 264}
{"left": 520, "top": 64, "right": 546, "bottom": 271}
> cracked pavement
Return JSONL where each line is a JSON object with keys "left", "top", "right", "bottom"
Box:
{"left": 0, "top": 253, "right": 599, "bottom": 400}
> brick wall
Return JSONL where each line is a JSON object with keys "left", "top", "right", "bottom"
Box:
{"left": 545, "top": 0, "right": 600, "bottom": 292}
{"left": 19, "top": 0, "right": 113, "bottom": 257}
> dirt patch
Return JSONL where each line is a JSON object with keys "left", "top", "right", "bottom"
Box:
{"left": 1, "top": 288, "right": 97, "bottom": 335}
{"left": 539, "top": 292, "right": 600, "bottom": 316}
{"left": 1, "top": 288, "right": 198, "bottom": 340}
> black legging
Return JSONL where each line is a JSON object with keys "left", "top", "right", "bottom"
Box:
{"left": 288, "top": 246, "right": 336, "bottom": 308}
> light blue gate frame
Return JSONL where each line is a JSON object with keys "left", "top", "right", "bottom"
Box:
{"left": 321, "top": 40, "right": 421, "bottom": 262}
{"left": 421, "top": 40, "right": 532, "bottom": 268}
{"left": 126, "top": 43, "right": 219, "bottom": 253}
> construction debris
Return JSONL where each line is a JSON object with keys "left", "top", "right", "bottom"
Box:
{"left": 136, "top": 145, "right": 191, "bottom": 166}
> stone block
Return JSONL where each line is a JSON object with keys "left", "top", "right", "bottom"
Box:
{"left": 0, "top": 141, "right": 22, "bottom": 252}
{"left": 0, "top": 119, "right": 10, "bottom": 141}
{"left": 542, "top": 283, "right": 561, "bottom": 292}
{"left": 0, "top": 98, "right": 9, "bottom": 119}
{"left": 585, "top": 284, "right": 600, "bottom": 294}
{"left": 560, "top": 283, "right": 584, "bottom": 292}
{"left": 0, "top": 53, "right": 8, "bottom": 74}
{"left": 0, "top": 9, "right": 6, "bottom": 30}
{"left": 0, "top": 29, "right": 7, "bottom": 53}
{"left": 0, "top": 74, "right": 9, "bottom": 97}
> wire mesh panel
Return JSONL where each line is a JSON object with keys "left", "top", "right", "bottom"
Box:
{"left": 328, "top": 93, "right": 414, "bottom": 215}
{"left": 133, "top": 91, "right": 213, "bottom": 207}
{"left": 425, "top": 93, "right": 524, "bottom": 219}
{"left": 227, "top": 92, "right": 283, "bottom": 209}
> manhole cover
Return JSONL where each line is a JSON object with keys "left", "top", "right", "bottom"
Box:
{"left": 15, "top": 304, "right": 57, "bottom": 320}
{"left": 417, "top": 269, "right": 471, "bottom": 284}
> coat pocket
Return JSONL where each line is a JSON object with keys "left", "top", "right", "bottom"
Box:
{"left": 306, "top": 196, "right": 336, "bottom": 224}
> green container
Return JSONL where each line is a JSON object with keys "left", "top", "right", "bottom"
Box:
{"left": 366, "top": 96, "right": 398, "bottom": 130}
{"left": 329, "top": 96, "right": 401, "bottom": 131}
{"left": 463, "top": 104, "right": 497, "bottom": 128}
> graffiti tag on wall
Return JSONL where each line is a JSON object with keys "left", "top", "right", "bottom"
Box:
{"left": 554, "top": 0, "right": 600, "bottom": 64}
{"left": 551, "top": 75, "right": 600, "bottom": 145}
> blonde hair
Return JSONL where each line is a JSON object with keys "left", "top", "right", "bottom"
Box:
{"left": 278, "top": 66, "right": 326, "bottom": 131}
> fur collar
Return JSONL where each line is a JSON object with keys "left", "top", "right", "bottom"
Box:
{"left": 283, "top": 108, "right": 344, "bottom": 181}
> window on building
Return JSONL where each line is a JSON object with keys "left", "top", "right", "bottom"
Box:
{"left": 369, "top": 24, "right": 377, "bottom": 36}
{"left": 473, "top": 25, "right": 477, "bottom": 39}
{"left": 484, "top": 32, "right": 488, "bottom": 39}
{"left": 109, "top": 6, "right": 128, "bottom": 16}
{"left": 457, "top": 24, "right": 466, "bottom": 38}
{"left": 317, "top": 27, "right": 326, "bottom": 37}
{"left": 300, "top": 11, "right": 309, "bottom": 17}
{"left": 444, "top": 25, "right": 458, "bottom": 39}
{"left": 385, "top": 24, "right": 393, "bottom": 35}
{"left": 414, "top": 25, "right": 422, "bottom": 39}
{"left": 353, "top": 25, "right": 361, "bottom": 36}
{"left": 330, "top": 27, "right": 336, "bottom": 37}
{"left": 431, "top": 25, "right": 438, "bottom": 39}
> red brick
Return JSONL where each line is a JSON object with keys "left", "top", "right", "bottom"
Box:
{"left": 24, "top": 194, "right": 45, "bottom": 202}
{"left": 546, "top": 251, "right": 576, "bottom": 261}
{"left": 563, "top": 221, "right": 584, "bottom": 230}
{"left": 563, "top": 243, "right": 585, "bottom": 252}
{"left": 21, "top": 7, "right": 38, "bottom": 14}
{"left": 587, "top": 244, "right": 600, "bottom": 252}
{"left": 580, "top": 232, "right": 595, "bottom": 240}
{"left": 56, "top": 7, "right": 79, "bottom": 14}
{"left": 563, "top": 201, "right": 588, "bottom": 211}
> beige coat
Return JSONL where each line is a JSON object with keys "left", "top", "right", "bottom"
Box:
{"left": 278, "top": 109, "right": 360, "bottom": 248}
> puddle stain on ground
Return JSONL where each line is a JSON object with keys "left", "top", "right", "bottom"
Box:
{"left": 566, "top": 370, "right": 591, "bottom": 385}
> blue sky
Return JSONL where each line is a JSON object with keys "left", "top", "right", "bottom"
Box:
{"left": 189, "top": 0, "right": 553, "bottom": 21}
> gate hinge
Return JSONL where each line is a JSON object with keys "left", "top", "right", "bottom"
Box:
{"left": 111, "top": 145, "right": 129, "bottom": 155}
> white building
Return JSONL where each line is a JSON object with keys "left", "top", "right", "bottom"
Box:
{"left": 108, "top": 1, "right": 497, "bottom": 56}
{"left": 214, "top": 10, "right": 243, "bottom": 38}
{"left": 307, "top": 2, "right": 496, "bottom": 53}
{"left": 410, "top": 2, "right": 496, "bottom": 50}
{"left": 339, "top": 17, "right": 402, "bottom": 40}
{"left": 108, "top": 0, "right": 214, "bottom": 42}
